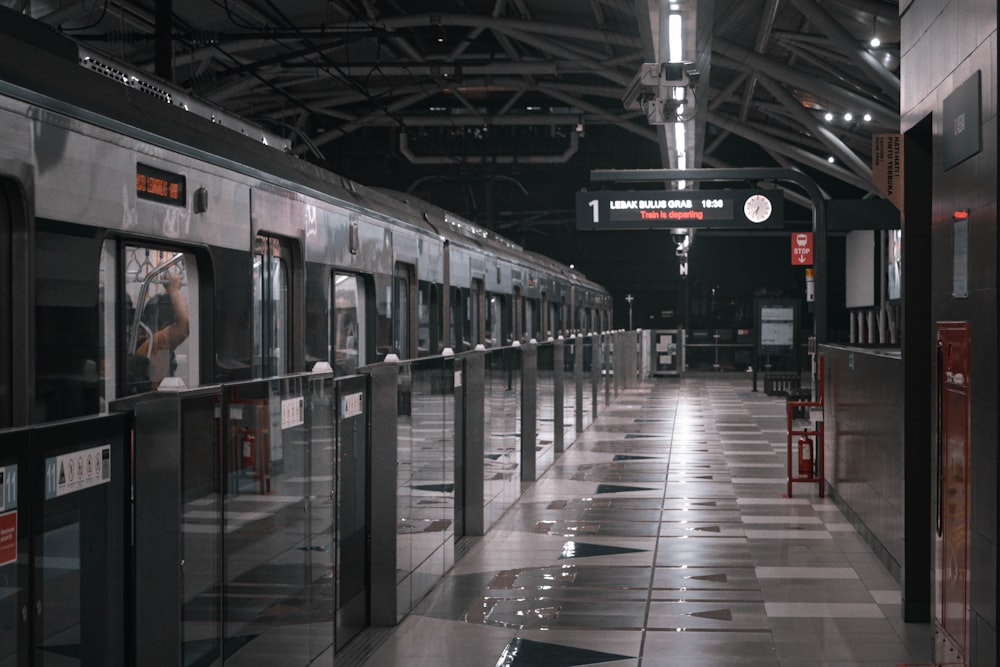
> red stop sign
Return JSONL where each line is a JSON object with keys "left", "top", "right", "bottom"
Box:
{"left": 792, "top": 232, "right": 813, "bottom": 265}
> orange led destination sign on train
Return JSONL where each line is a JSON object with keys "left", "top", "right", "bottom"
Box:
{"left": 136, "top": 163, "right": 187, "bottom": 206}
{"left": 575, "top": 189, "right": 783, "bottom": 230}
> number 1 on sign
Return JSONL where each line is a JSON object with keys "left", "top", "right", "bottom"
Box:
{"left": 588, "top": 199, "right": 599, "bottom": 223}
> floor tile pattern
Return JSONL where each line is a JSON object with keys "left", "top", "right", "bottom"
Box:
{"left": 348, "top": 375, "right": 934, "bottom": 666}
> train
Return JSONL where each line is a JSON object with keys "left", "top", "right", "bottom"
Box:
{"left": 0, "top": 8, "right": 612, "bottom": 429}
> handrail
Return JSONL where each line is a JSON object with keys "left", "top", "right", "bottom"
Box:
{"left": 127, "top": 253, "right": 185, "bottom": 355}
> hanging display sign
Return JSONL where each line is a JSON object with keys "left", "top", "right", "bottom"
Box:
{"left": 575, "top": 189, "right": 783, "bottom": 229}
{"left": 872, "top": 134, "right": 903, "bottom": 211}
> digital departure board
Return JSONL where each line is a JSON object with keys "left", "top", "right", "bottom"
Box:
{"left": 136, "top": 163, "right": 186, "bottom": 206}
{"left": 575, "top": 189, "right": 783, "bottom": 230}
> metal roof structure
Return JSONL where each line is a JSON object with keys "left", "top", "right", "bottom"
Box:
{"left": 5, "top": 0, "right": 900, "bottom": 320}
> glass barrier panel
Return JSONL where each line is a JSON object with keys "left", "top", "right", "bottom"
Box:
{"left": 307, "top": 373, "right": 337, "bottom": 659}
{"left": 563, "top": 341, "right": 577, "bottom": 445}
{"left": 179, "top": 392, "right": 224, "bottom": 667}
{"left": 581, "top": 336, "right": 594, "bottom": 431}
{"left": 220, "top": 375, "right": 311, "bottom": 664}
{"left": 535, "top": 343, "right": 556, "bottom": 476}
{"left": 395, "top": 357, "right": 456, "bottom": 615}
{"left": 30, "top": 414, "right": 129, "bottom": 666}
{"left": 334, "top": 375, "right": 369, "bottom": 649}
{"left": 483, "top": 347, "right": 521, "bottom": 530}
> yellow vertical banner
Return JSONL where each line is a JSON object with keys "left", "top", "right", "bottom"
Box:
{"left": 872, "top": 133, "right": 904, "bottom": 210}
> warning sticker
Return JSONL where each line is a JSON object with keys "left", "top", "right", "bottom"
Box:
{"left": 45, "top": 444, "right": 111, "bottom": 500}
{"left": 281, "top": 397, "right": 305, "bottom": 429}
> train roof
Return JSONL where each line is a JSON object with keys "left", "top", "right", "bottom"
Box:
{"left": 0, "top": 7, "right": 602, "bottom": 292}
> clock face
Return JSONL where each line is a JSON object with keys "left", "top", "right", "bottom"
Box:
{"left": 744, "top": 194, "right": 773, "bottom": 223}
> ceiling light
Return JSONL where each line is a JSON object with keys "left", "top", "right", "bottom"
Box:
{"left": 668, "top": 13, "right": 683, "bottom": 62}
{"left": 843, "top": 112, "right": 853, "bottom": 121}
{"left": 870, "top": 37, "right": 881, "bottom": 48}
{"left": 863, "top": 113, "right": 872, "bottom": 122}
{"left": 827, "top": 156, "right": 836, "bottom": 163}
{"left": 824, "top": 112, "right": 834, "bottom": 122}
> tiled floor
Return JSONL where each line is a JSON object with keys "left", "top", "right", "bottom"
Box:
{"left": 348, "top": 374, "right": 934, "bottom": 666}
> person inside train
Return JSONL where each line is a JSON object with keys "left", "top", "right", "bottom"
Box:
{"left": 130, "top": 271, "right": 190, "bottom": 391}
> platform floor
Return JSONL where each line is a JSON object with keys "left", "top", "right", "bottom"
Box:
{"left": 344, "top": 374, "right": 934, "bottom": 666}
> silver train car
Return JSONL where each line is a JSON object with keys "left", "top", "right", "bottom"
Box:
{"left": 0, "top": 11, "right": 611, "bottom": 428}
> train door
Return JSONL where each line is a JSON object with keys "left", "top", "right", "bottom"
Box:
{"left": 393, "top": 263, "right": 416, "bottom": 359}
{"left": 513, "top": 287, "right": 523, "bottom": 342}
{"left": 449, "top": 287, "right": 466, "bottom": 353}
{"left": 540, "top": 293, "right": 549, "bottom": 340}
{"left": 253, "top": 235, "right": 291, "bottom": 377}
{"left": 253, "top": 235, "right": 292, "bottom": 378}
{"left": 0, "top": 182, "right": 13, "bottom": 427}
{"left": 98, "top": 241, "right": 200, "bottom": 400}
{"left": 470, "top": 280, "right": 484, "bottom": 348}
{"left": 332, "top": 273, "right": 367, "bottom": 375}
{"left": 485, "top": 292, "right": 504, "bottom": 348}
{"left": 548, "top": 298, "right": 560, "bottom": 339}
{"left": 417, "top": 282, "right": 442, "bottom": 356}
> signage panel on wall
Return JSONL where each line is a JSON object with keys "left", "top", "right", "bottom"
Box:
{"left": 576, "top": 189, "right": 784, "bottom": 230}
{"left": 791, "top": 232, "right": 813, "bottom": 265}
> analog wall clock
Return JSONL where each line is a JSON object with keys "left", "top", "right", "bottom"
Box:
{"left": 743, "top": 194, "right": 773, "bottom": 223}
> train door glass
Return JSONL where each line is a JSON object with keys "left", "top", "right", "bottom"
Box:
{"left": 0, "top": 185, "right": 10, "bottom": 426}
{"left": 253, "top": 236, "right": 290, "bottom": 377}
{"left": 332, "top": 273, "right": 366, "bottom": 375}
{"left": 538, "top": 292, "right": 552, "bottom": 340}
{"left": 109, "top": 243, "right": 199, "bottom": 398}
{"left": 450, "top": 287, "right": 466, "bottom": 352}
{"left": 485, "top": 293, "right": 503, "bottom": 348}
{"left": 470, "top": 280, "right": 483, "bottom": 348}
{"left": 523, "top": 298, "right": 538, "bottom": 342}
{"left": 393, "top": 263, "right": 412, "bottom": 359}
{"left": 417, "top": 281, "right": 441, "bottom": 356}
{"left": 513, "top": 287, "right": 523, "bottom": 342}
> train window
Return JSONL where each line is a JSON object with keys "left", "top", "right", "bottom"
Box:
{"left": 253, "top": 235, "right": 290, "bottom": 377}
{"left": 332, "top": 273, "right": 366, "bottom": 375}
{"left": 113, "top": 244, "right": 199, "bottom": 396}
{"left": 393, "top": 263, "right": 414, "bottom": 359}
{"left": 418, "top": 281, "right": 442, "bottom": 356}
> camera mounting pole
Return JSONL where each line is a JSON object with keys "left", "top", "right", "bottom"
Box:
{"left": 590, "top": 167, "right": 828, "bottom": 344}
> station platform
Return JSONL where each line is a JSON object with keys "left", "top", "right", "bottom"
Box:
{"left": 341, "top": 373, "right": 934, "bottom": 666}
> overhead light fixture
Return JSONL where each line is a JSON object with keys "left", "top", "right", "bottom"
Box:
{"left": 869, "top": 15, "right": 880, "bottom": 48}
{"left": 824, "top": 112, "right": 834, "bottom": 121}
{"left": 863, "top": 113, "right": 872, "bottom": 122}
{"left": 669, "top": 13, "right": 683, "bottom": 62}
{"left": 827, "top": 155, "right": 836, "bottom": 163}
{"left": 843, "top": 112, "right": 853, "bottom": 121}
